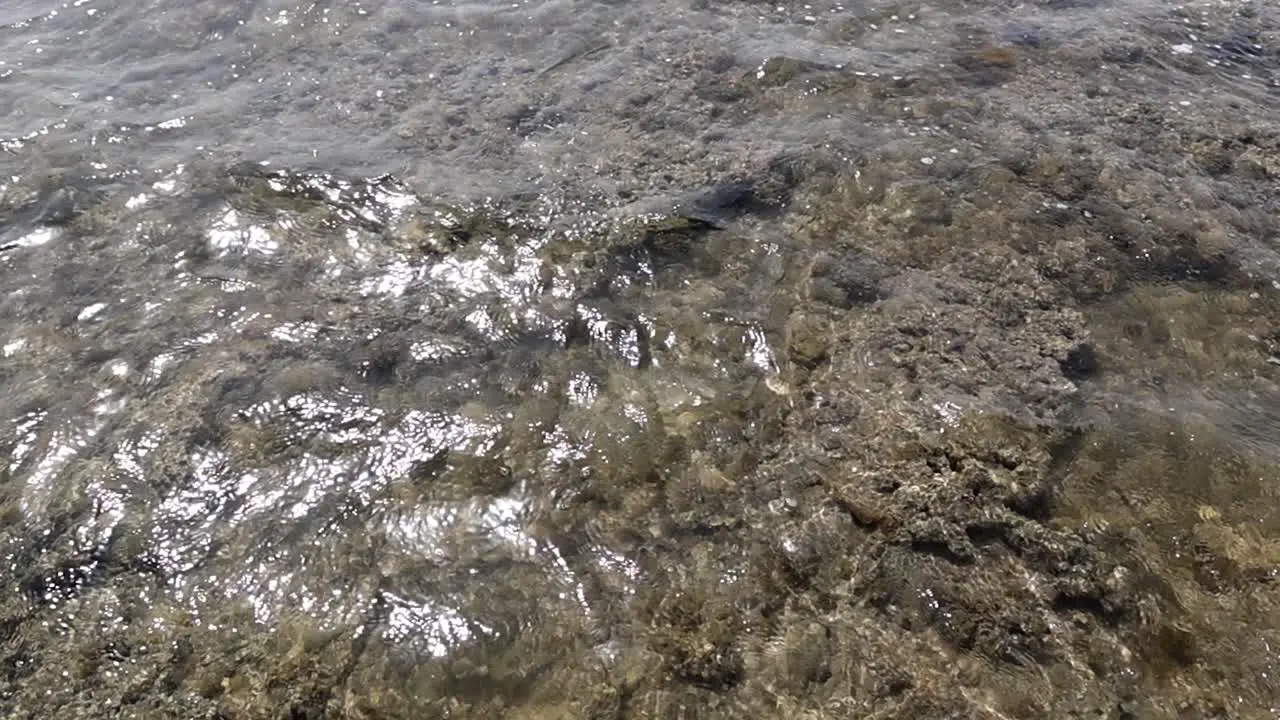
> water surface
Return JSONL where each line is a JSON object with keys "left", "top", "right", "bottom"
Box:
{"left": 2, "top": 0, "right": 1279, "bottom": 717}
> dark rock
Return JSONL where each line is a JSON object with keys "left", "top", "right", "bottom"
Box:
{"left": 1002, "top": 24, "right": 1050, "bottom": 48}
{"left": 953, "top": 47, "right": 1019, "bottom": 86}
{"left": 677, "top": 181, "right": 782, "bottom": 229}
{"left": 36, "top": 187, "right": 79, "bottom": 225}
{"left": 750, "top": 56, "right": 839, "bottom": 87}
{"left": 359, "top": 335, "right": 409, "bottom": 386}
{"left": 1060, "top": 343, "right": 1100, "bottom": 382}
{"left": 213, "top": 374, "right": 260, "bottom": 407}
{"left": 500, "top": 103, "right": 539, "bottom": 131}
{"left": 810, "top": 253, "right": 886, "bottom": 309}
{"left": 694, "top": 78, "right": 748, "bottom": 104}
{"left": 1210, "top": 34, "right": 1268, "bottom": 65}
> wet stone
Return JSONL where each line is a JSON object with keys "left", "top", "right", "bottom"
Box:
{"left": 677, "top": 181, "right": 769, "bottom": 226}
{"left": 1060, "top": 343, "right": 1101, "bottom": 382}
{"left": 749, "top": 56, "right": 839, "bottom": 88}
{"left": 1001, "top": 24, "right": 1051, "bottom": 49}
{"left": 35, "top": 188, "right": 79, "bottom": 226}
{"left": 809, "top": 253, "right": 886, "bottom": 309}
{"left": 1209, "top": 34, "right": 1270, "bottom": 66}
{"left": 953, "top": 46, "right": 1019, "bottom": 86}
{"left": 2, "top": 0, "right": 1280, "bottom": 717}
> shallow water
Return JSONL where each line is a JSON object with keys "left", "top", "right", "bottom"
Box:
{"left": 2, "top": 1, "right": 1279, "bottom": 717}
